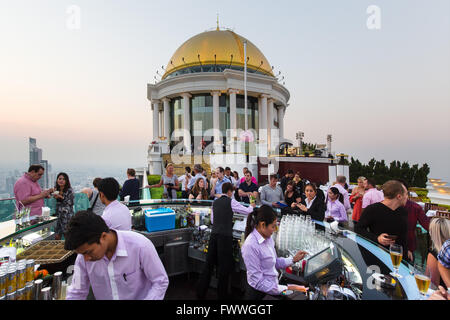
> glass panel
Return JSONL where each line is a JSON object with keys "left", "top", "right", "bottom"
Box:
{"left": 0, "top": 193, "right": 90, "bottom": 223}
{"left": 191, "top": 94, "right": 213, "bottom": 137}
{"left": 236, "top": 95, "right": 259, "bottom": 131}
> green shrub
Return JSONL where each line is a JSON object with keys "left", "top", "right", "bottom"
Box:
{"left": 148, "top": 175, "right": 161, "bottom": 185}
{"left": 149, "top": 187, "right": 182, "bottom": 199}
{"left": 150, "top": 187, "right": 164, "bottom": 199}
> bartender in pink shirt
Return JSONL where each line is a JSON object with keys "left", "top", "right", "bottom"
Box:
{"left": 65, "top": 210, "right": 169, "bottom": 300}
{"left": 14, "top": 165, "right": 53, "bottom": 220}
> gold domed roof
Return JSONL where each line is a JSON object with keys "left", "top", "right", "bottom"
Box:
{"left": 162, "top": 29, "right": 274, "bottom": 79}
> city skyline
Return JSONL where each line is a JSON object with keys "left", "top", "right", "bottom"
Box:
{"left": 0, "top": 1, "right": 449, "bottom": 182}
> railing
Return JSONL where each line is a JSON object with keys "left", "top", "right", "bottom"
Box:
{"left": 0, "top": 189, "right": 152, "bottom": 223}
{"left": 0, "top": 193, "right": 91, "bottom": 223}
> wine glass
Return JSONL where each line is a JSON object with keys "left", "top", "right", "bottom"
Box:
{"left": 389, "top": 244, "right": 403, "bottom": 278}
{"left": 413, "top": 263, "right": 432, "bottom": 300}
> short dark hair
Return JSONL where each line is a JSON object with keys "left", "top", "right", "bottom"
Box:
{"left": 93, "top": 177, "right": 102, "bottom": 188}
{"left": 127, "top": 168, "right": 136, "bottom": 177}
{"left": 222, "top": 182, "right": 234, "bottom": 194}
{"left": 366, "top": 178, "right": 377, "bottom": 188}
{"left": 28, "top": 164, "right": 44, "bottom": 173}
{"left": 245, "top": 170, "right": 253, "bottom": 177}
{"left": 382, "top": 180, "right": 406, "bottom": 199}
{"left": 194, "top": 164, "right": 203, "bottom": 173}
{"left": 64, "top": 210, "right": 109, "bottom": 250}
{"left": 185, "top": 166, "right": 191, "bottom": 173}
{"left": 98, "top": 177, "right": 120, "bottom": 201}
{"left": 270, "top": 174, "right": 278, "bottom": 181}
{"left": 225, "top": 167, "right": 231, "bottom": 171}
{"left": 287, "top": 169, "right": 294, "bottom": 175}
{"left": 216, "top": 167, "right": 225, "bottom": 173}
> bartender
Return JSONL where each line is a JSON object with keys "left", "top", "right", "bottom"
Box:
{"left": 14, "top": 164, "right": 53, "bottom": 223}
{"left": 241, "top": 205, "right": 308, "bottom": 300}
{"left": 197, "top": 182, "right": 255, "bottom": 300}
{"left": 65, "top": 210, "right": 169, "bottom": 300}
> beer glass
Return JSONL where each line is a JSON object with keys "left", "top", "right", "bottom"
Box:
{"left": 414, "top": 264, "right": 431, "bottom": 300}
{"left": 389, "top": 244, "right": 403, "bottom": 278}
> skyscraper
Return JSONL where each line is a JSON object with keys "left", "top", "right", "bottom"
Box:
{"left": 29, "top": 137, "right": 51, "bottom": 189}
{"left": 29, "top": 137, "right": 42, "bottom": 167}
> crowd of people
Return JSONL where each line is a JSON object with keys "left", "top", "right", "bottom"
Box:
{"left": 12, "top": 164, "right": 450, "bottom": 300}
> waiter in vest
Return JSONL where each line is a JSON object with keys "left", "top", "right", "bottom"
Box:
{"left": 196, "top": 182, "right": 255, "bottom": 299}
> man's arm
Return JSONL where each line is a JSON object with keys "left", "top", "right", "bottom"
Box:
{"left": 141, "top": 241, "right": 169, "bottom": 300}
{"left": 260, "top": 187, "right": 272, "bottom": 206}
{"left": 66, "top": 255, "right": 90, "bottom": 300}
{"left": 231, "top": 198, "right": 255, "bottom": 216}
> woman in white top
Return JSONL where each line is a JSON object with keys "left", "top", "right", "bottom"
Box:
{"left": 292, "top": 183, "right": 326, "bottom": 221}
{"left": 147, "top": 163, "right": 180, "bottom": 199}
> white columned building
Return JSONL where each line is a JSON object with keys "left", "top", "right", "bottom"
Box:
{"left": 146, "top": 28, "right": 290, "bottom": 177}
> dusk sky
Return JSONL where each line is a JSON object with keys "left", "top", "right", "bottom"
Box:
{"left": 0, "top": 0, "right": 449, "bottom": 182}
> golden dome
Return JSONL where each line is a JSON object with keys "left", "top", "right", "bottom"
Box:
{"left": 162, "top": 29, "right": 274, "bottom": 79}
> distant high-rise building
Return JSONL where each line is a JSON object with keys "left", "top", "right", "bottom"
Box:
{"left": 29, "top": 137, "right": 51, "bottom": 189}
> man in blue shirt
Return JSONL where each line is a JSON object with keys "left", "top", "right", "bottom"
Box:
{"left": 187, "top": 164, "right": 206, "bottom": 191}
{"left": 210, "top": 167, "right": 231, "bottom": 199}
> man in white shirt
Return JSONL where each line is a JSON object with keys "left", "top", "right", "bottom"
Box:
{"left": 98, "top": 177, "right": 132, "bottom": 231}
{"left": 178, "top": 166, "right": 192, "bottom": 199}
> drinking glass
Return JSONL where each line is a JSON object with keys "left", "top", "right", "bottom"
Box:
{"left": 414, "top": 264, "right": 432, "bottom": 300}
{"left": 389, "top": 244, "right": 403, "bottom": 278}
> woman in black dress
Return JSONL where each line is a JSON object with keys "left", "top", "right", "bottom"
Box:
{"left": 53, "top": 172, "right": 74, "bottom": 240}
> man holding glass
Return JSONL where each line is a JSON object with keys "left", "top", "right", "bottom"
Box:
{"left": 355, "top": 180, "right": 409, "bottom": 259}
{"left": 14, "top": 164, "right": 53, "bottom": 223}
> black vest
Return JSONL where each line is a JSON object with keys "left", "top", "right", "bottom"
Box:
{"left": 211, "top": 196, "right": 233, "bottom": 236}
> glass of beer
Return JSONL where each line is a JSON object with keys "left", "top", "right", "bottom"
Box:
{"left": 389, "top": 244, "right": 403, "bottom": 278}
{"left": 414, "top": 264, "right": 431, "bottom": 300}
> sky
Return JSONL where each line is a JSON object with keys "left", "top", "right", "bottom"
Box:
{"left": 0, "top": 0, "right": 449, "bottom": 181}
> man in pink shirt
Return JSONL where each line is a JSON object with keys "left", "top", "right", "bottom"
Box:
{"left": 362, "top": 178, "right": 384, "bottom": 209}
{"left": 14, "top": 165, "right": 53, "bottom": 220}
{"left": 65, "top": 210, "right": 169, "bottom": 300}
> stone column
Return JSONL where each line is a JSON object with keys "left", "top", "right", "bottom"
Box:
{"left": 211, "top": 91, "right": 222, "bottom": 152}
{"left": 152, "top": 100, "right": 160, "bottom": 141}
{"left": 267, "top": 98, "right": 274, "bottom": 153}
{"left": 162, "top": 98, "right": 171, "bottom": 141}
{"left": 277, "top": 105, "right": 285, "bottom": 141}
{"left": 181, "top": 93, "right": 191, "bottom": 154}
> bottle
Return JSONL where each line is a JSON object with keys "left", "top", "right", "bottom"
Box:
{"left": 26, "top": 259, "right": 35, "bottom": 283}
{"left": 0, "top": 271, "right": 6, "bottom": 297}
